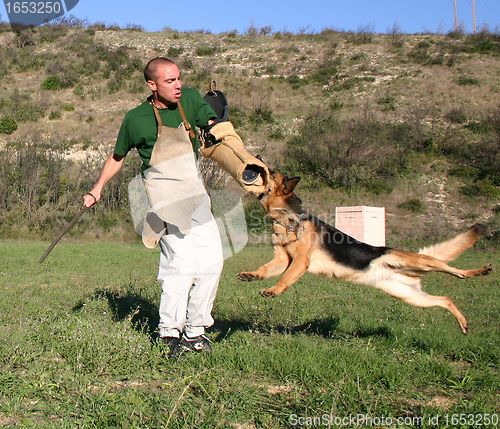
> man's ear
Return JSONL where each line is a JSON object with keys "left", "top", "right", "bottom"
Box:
{"left": 283, "top": 177, "right": 300, "bottom": 194}
{"left": 147, "top": 80, "right": 157, "bottom": 92}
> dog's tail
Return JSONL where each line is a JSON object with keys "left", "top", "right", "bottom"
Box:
{"left": 418, "top": 224, "right": 486, "bottom": 263}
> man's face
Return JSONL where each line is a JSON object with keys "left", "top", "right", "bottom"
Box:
{"left": 147, "top": 63, "right": 182, "bottom": 106}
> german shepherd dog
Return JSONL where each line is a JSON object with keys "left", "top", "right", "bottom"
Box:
{"left": 237, "top": 171, "right": 493, "bottom": 334}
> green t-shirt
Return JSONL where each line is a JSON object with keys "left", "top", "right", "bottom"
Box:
{"left": 114, "top": 87, "right": 216, "bottom": 170}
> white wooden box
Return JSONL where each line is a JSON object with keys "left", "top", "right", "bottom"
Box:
{"left": 335, "top": 206, "right": 386, "bottom": 246}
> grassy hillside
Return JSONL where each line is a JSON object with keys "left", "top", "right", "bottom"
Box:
{"left": 0, "top": 21, "right": 499, "bottom": 428}
{"left": 0, "top": 21, "right": 499, "bottom": 245}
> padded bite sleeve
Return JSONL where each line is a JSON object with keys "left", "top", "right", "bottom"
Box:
{"left": 200, "top": 121, "right": 270, "bottom": 195}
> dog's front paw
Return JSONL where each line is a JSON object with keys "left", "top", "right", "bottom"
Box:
{"left": 482, "top": 263, "right": 493, "bottom": 275}
{"left": 260, "top": 288, "right": 277, "bottom": 298}
{"left": 461, "top": 322, "right": 469, "bottom": 335}
{"left": 237, "top": 272, "right": 261, "bottom": 282}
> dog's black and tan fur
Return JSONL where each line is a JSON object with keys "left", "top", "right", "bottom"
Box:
{"left": 238, "top": 172, "right": 493, "bottom": 334}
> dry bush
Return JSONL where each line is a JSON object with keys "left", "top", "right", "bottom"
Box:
{"left": 0, "top": 131, "right": 142, "bottom": 237}
{"left": 281, "top": 109, "right": 406, "bottom": 192}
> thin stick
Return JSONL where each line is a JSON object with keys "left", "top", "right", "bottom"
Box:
{"left": 39, "top": 205, "right": 89, "bottom": 263}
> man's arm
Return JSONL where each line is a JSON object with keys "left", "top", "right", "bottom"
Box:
{"left": 83, "top": 153, "right": 126, "bottom": 207}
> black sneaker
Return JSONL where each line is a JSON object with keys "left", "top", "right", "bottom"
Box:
{"left": 160, "top": 336, "right": 181, "bottom": 359}
{"left": 179, "top": 334, "right": 212, "bottom": 354}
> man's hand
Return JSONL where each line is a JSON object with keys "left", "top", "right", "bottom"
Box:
{"left": 83, "top": 153, "right": 126, "bottom": 208}
{"left": 83, "top": 191, "right": 99, "bottom": 208}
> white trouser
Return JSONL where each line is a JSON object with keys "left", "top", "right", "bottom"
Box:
{"left": 157, "top": 192, "right": 223, "bottom": 339}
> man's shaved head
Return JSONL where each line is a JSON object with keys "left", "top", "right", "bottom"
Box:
{"left": 144, "top": 57, "right": 176, "bottom": 82}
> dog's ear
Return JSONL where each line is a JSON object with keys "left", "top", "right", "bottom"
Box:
{"left": 276, "top": 176, "right": 300, "bottom": 195}
{"left": 283, "top": 177, "right": 300, "bottom": 194}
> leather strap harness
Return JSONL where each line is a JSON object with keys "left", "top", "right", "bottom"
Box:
{"left": 150, "top": 98, "right": 196, "bottom": 139}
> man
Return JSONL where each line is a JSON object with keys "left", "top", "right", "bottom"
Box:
{"left": 83, "top": 57, "right": 223, "bottom": 358}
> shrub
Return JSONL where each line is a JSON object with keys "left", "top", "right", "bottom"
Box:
{"left": 107, "top": 79, "right": 122, "bottom": 94}
{"left": 268, "top": 124, "right": 286, "bottom": 140}
{"left": 398, "top": 198, "right": 427, "bottom": 213}
{"left": 455, "top": 76, "right": 480, "bottom": 86}
{"left": 377, "top": 94, "right": 397, "bottom": 111}
{"left": 335, "top": 76, "right": 374, "bottom": 91}
{"left": 260, "top": 25, "right": 273, "bottom": 36}
{"left": 351, "top": 24, "right": 375, "bottom": 45}
{"left": 41, "top": 75, "right": 62, "bottom": 90}
{"left": 1, "top": 89, "right": 46, "bottom": 122}
{"left": 0, "top": 116, "right": 18, "bottom": 134}
{"left": 458, "top": 137, "right": 500, "bottom": 185}
{"left": 14, "top": 30, "right": 36, "bottom": 48}
{"left": 449, "top": 166, "right": 480, "bottom": 179}
{"left": 428, "top": 54, "right": 445, "bottom": 65}
{"left": 265, "top": 63, "right": 278, "bottom": 74}
{"left": 38, "top": 24, "right": 68, "bottom": 43}
{"left": 464, "top": 32, "right": 500, "bottom": 55}
{"left": 407, "top": 44, "right": 431, "bottom": 64}
{"left": 366, "top": 179, "right": 393, "bottom": 195}
{"left": 195, "top": 44, "right": 216, "bottom": 56}
{"left": 288, "top": 74, "right": 305, "bottom": 89}
{"left": 66, "top": 32, "right": 97, "bottom": 57}
{"left": 445, "top": 107, "right": 468, "bottom": 124}
{"left": 125, "top": 23, "right": 144, "bottom": 32}
{"left": 460, "top": 179, "right": 500, "bottom": 199}
{"left": 228, "top": 106, "right": 246, "bottom": 128}
{"left": 311, "top": 57, "right": 341, "bottom": 85}
{"left": 167, "top": 46, "right": 184, "bottom": 57}
{"left": 329, "top": 100, "right": 344, "bottom": 111}
{"left": 249, "top": 108, "right": 274, "bottom": 126}
{"left": 464, "top": 120, "right": 494, "bottom": 134}
{"left": 281, "top": 110, "right": 407, "bottom": 192}
{"left": 0, "top": 133, "right": 144, "bottom": 238}
{"left": 46, "top": 61, "right": 80, "bottom": 88}
{"left": 351, "top": 52, "right": 367, "bottom": 62}
{"left": 12, "top": 49, "right": 52, "bottom": 72}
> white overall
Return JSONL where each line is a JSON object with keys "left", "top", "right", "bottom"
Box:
{"left": 144, "top": 105, "right": 223, "bottom": 339}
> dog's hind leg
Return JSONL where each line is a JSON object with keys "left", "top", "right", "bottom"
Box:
{"left": 237, "top": 245, "right": 290, "bottom": 282}
{"left": 386, "top": 250, "right": 493, "bottom": 279}
{"left": 380, "top": 280, "right": 469, "bottom": 334}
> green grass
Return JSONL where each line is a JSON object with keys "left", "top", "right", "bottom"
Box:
{"left": 0, "top": 240, "right": 499, "bottom": 428}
